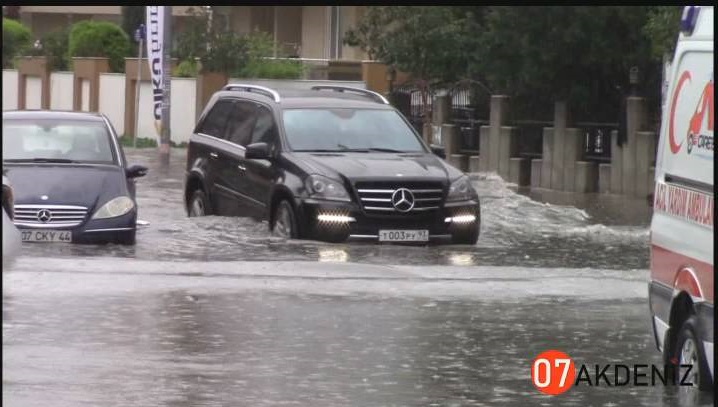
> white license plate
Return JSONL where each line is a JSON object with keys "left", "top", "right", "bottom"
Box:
{"left": 378, "top": 229, "right": 429, "bottom": 242}
{"left": 20, "top": 230, "right": 72, "bottom": 243}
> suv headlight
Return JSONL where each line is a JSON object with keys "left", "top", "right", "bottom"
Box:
{"left": 92, "top": 196, "right": 135, "bottom": 219}
{"left": 447, "top": 175, "right": 476, "bottom": 202}
{"left": 305, "top": 175, "right": 350, "bottom": 202}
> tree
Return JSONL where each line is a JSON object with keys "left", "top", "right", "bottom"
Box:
{"left": 2, "top": 17, "right": 32, "bottom": 68}
{"left": 345, "top": 6, "right": 472, "bottom": 130}
{"left": 69, "top": 20, "right": 131, "bottom": 73}
{"left": 643, "top": 6, "right": 683, "bottom": 61}
{"left": 342, "top": 7, "right": 391, "bottom": 61}
{"left": 475, "top": 6, "right": 657, "bottom": 121}
{"left": 121, "top": 6, "right": 145, "bottom": 43}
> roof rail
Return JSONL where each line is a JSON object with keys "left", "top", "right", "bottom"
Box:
{"left": 222, "top": 83, "right": 281, "bottom": 103}
{"left": 310, "top": 86, "right": 390, "bottom": 105}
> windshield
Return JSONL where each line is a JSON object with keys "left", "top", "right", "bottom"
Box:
{"left": 2, "top": 119, "right": 116, "bottom": 164}
{"left": 282, "top": 109, "right": 426, "bottom": 153}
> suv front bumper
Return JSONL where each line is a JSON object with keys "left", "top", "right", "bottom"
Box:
{"left": 295, "top": 198, "right": 480, "bottom": 242}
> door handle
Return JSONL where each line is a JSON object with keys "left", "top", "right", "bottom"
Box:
{"left": 210, "top": 152, "right": 219, "bottom": 159}
{"left": 237, "top": 164, "right": 246, "bottom": 171}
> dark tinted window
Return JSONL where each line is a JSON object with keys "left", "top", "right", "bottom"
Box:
{"left": 249, "top": 106, "right": 278, "bottom": 147}
{"left": 224, "top": 101, "right": 256, "bottom": 147}
{"left": 198, "top": 99, "right": 233, "bottom": 138}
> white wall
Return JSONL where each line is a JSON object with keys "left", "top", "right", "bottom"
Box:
{"left": 2, "top": 70, "right": 18, "bottom": 110}
{"left": 50, "top": 72, "right": 74, "bottom": 110}
{"left": 226, "top": 78, "right": 365, "bottom": 91}
{"left": 135, "top": 77, "right": 197, "bottom": 144}
{"left": 99, "top": 73, "right": 126, "bottom": 136}
{"left": 80, "top": 79, "right": 90, "bottom": 111}
{"left": 169, "top": 78, "right": 196, "bottom": 144}
{"left": 26, "top": 77, "right": 42, "bottom": 109}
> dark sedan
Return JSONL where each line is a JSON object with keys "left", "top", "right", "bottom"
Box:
{"left": 2, "top": 110, "right": 147, "bottom": 245}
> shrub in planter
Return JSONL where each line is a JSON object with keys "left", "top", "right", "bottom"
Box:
{"left": 238, "top": 59, "right": 305, "bottom": 80}
{"left": 2, "top": 18, "right": 32, "bottom": 68}
{"left": 26, "top": 29, "right": 70, "bottom": 71}
{"left": 69, "top": 20, "right": 130, "bottom": 73}
{"left": 173, "top": 59, "right": 199, "bottom": 78}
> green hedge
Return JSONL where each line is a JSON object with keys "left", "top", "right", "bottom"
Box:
{"left": 2, "top": 18, "right": 32, "bottom": 68}
{"left": 68, "top": 20, "right": 130, "bottom": 73}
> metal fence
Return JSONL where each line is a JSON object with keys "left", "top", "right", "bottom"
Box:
{"left": 514, "top": 120, "right": 550, "bottom": 159}
{"left": 390, "top": 85, "right": 432, "bottom": 135}
{"left": 577, "top": 122, "right": 617, "bottom": 163}
{"left": 448, "top": 83, "right": 490, "bottom": 154}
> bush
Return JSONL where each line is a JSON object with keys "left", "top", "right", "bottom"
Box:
{"left": 173, "top": 59, "right": 199, "bottom": 78}
{"left": 2, "top": 18, "right": 32, "bottom": 68}
{"left": 238, "top": 59, "right": 305, "bottom": 80}
{"left": 69, "top": 20, "right": 130, "bottom": 73}
{"left": 201, "top": 32, "right": 249, "bottom": 75}
{"left": 27, "top": 29, "right": 70, "bottom": 71}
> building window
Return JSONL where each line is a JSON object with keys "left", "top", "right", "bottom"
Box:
{"left": 328, "top": 6, "right": 342, "bottom": 59}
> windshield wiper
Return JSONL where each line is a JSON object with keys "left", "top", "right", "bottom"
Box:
{"left": 293, "top": 149, "right": 346, "bottom": 153}
{"left": 4, "top": 158, "right": 77, "bottom": 163}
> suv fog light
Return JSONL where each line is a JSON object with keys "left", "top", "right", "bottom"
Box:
{"left": 318, "top": 213, "right": 356, "bottom": 223}
{"left": 445, "top": 214, "right": 476, "bottom": 224}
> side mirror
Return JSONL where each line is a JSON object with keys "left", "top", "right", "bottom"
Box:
{"left": 246, "top": 142, "right": 270, "bottom": 160}
{"left": 126, "top": 164, "right": 148, "bottom": 179}
{"left": 430, "top": 144, "right": 446, "bottom": 159}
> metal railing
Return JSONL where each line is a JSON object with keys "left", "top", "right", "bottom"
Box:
{"left": 577, "top": 122, "right": 617, "bottom": 163}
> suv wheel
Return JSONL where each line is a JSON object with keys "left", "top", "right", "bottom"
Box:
{"left": 188, "top": 190, "right": 211, "bottom": 217}
{"left": 272, "top": 200, "right": 298, "bottom": 239}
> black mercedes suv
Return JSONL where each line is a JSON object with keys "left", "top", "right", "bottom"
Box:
{"left": 184, "top": 84, "right": 480, "bottom": 244}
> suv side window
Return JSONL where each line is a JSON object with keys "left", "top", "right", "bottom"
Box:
{"left": 224, "top": 101, "right": 256, "bottom": 147}
{"left": 197, "top": 99, "right": 233, "bottom": 138}
{"left": 249, "top": 105, "right": 278, "bottom": 154}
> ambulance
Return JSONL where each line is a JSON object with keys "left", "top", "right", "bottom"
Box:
{"left": 649, "top": 5, "right": 713, "bottom": 391}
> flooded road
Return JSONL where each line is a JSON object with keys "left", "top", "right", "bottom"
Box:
{"left": 3, "top": 149, "right": 711, "bottom": 406}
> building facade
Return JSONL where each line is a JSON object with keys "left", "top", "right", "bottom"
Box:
{"left": 14, "top": 6, "right": 368, "bottom": 61}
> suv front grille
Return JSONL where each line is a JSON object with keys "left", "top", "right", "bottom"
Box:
{"left": 354, "top": 181, "right": 445, "bottom": 214}
{"left": 14, "top": 204, "right": 89, "bottom": 228}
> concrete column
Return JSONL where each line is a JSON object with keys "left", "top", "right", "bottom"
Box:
{"left": 478, "top": 125, "right": 491, "bottom": 172}
{"left": 433, "top": 94, "right": 451, "bottom": 126}
{"left": 540, "top": 128, "right": 554, "bottom": 189}
{"left": 469, "top": 156, "right": 481, "bottom": 173}
{"left": 72, "top": 57, "right": 110, "bottom": 112}
{"left": 621, "top": 97, "right": 647, "bottom": 196}
{"left": 574, "top": 162, "right": 598, "bottom": 193}
{"left": 361, "top": 61, "right": 388, "bottom": 95}
{"left": 635, "top": 131, "right": 657, "bottom": 198}
{"left": 497, "top": 126, "right": 518, "bottom": 179}
{"left": 598, "top": 163, "right": 612, "bottom": 193}
{"left": 487, "top": 95, "right": 511, "bottom": 173}
{"left": 610, "top": 129, "right": 623, "bottom": 194}
{"left": 16, "top": 56, "right": 51, "bottom": 110}
{"left": 550, "top": 101, "right": 571, "bottom": 190}
{"left": 531, "top": 159, "right": 542, "bottom": 188}
{"left": 449, "top": 154, "right": 469, "bottom": 172}
{"left": 124, "top": 57, "right": 151, "bottom": 138}
{"left": 441, "top": 124, "right": 458, "bottom": 156}
{"left": 562, "top": 128, "right": 583, "bottom": 192}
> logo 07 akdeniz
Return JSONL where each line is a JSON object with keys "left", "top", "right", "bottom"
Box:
{"left": 391, "top": 188, "right": 415, "bottom": 212}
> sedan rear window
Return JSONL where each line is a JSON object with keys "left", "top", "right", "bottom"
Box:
{"left": 2, "top": 119, "right": 117, "bottom": 164}
{"left": 282, "top": 109, "right": 425, "bottom": 153}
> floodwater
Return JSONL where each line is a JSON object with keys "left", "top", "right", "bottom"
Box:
{"left": 3, "top": 149, "right": 712, "bottom": 406}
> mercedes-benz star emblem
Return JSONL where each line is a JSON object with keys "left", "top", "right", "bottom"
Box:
{"left": 37, "top": 209, "right": 52, "bottom": 223}
{"left": 391, "top": 188, "right": 415, "bottom": 212}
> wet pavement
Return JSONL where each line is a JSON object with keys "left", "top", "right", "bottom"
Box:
{"left": 3, "top": 149, "right": 712, "bottom": 406}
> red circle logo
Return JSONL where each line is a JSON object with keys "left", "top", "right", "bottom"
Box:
{"left": 531, "top": 350, "right": 576, "bottom": 395}
{"left": 668, "top": 71, "right": 692, "bottom": 154}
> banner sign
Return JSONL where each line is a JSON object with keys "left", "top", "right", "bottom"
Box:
{"left": 146, "top": 6, "right": 164, "bottom": 136}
